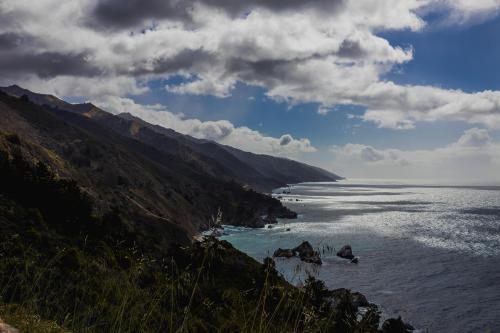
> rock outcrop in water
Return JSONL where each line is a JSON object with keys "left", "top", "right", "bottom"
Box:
{"left": 293, "top": 241, "right": 322, "bottom": 264}
{"left": 337, "top": 244, "right": 354, "bottom": 259}
{"left": 273, "top": 241, "right": 322, "bottom": 265}
{"left": 336, "top": 245, "right": 359, "bottom": 263}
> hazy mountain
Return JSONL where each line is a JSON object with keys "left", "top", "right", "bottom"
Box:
{"left": 117, "top": 113, "right": 342, "bottom": 189}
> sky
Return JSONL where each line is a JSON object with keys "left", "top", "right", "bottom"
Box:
{"left": 1, "top": 0, "right": 500, "bottom": 182}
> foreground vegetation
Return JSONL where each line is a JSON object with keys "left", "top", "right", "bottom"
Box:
{"left": 0, "top": 137, "right": 407, "bottom": 332}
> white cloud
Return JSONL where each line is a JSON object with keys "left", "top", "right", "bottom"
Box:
{"left": 2, "top": 0, "right": 500, "bottom": 131}
{"left": 166, "top": 76, "right": 236, "bottom": 98}
{"left": 358, "top": 83, "right": 500, "bottom": 129}
{"left": 94, "top": 95, "right": 316, "bottom": 156}
{"left": 329, "top": 128, "right": 500, "bottom": 181}
{"left": 455, "top": 127, "right": 492, "bottom": 147}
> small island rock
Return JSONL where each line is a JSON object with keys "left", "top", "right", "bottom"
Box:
{"left": 293, "top": 241, "right": 322, "bottom": 265}
{"left": 272, "top": 241, "right": 322, "bottom": 265}
{"left": 337, "top": 244, "right": 355, "bottom": 260}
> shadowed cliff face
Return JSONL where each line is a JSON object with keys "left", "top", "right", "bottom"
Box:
{"left": 0, "top": 91, "right": 295, "bottom": 242}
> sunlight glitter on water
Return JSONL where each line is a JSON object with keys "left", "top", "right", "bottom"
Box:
{"left": 223, "top": 179, "right": 500, "bottom": 332}
{"left": 270, "top": 180, "right": 500, "bottom": 256}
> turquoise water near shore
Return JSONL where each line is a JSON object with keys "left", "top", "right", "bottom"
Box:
{"left": 221, "top": 180, "right": 500, "bottom": 333}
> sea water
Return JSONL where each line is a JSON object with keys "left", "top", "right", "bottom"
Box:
{"left": 221, "top": 180, "right": 500, "bottom": 332}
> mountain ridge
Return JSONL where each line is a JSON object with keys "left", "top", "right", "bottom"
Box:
{"left": 0, "top": 84, "right": 342, "bottom": 192}
{"left": 0, "top": 90, "right": 297, "bottom": 243}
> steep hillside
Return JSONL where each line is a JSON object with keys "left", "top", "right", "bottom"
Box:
{"left": 0, "top": 91, "right": 295, "bottom": 241}
{"left": 117, "top": 113, "right": 285, "bottom": 190}
{"left": 0, "top": 85, "right": 342, "bottom": 191}
{"left": 117, "top": 112, "right": 342, "bottom": 189}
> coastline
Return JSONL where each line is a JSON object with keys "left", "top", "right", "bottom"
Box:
{"left": 202, "top": 183, "right": 418, "bottom": 332}
{"left": 221, "top": 180, "right": 500, "bottom": 332}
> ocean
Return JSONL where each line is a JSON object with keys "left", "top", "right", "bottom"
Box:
{"left": 221, "top": 180, "right": 500, "bottom": 332}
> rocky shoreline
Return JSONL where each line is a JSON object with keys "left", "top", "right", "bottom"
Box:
{"left": 198, "top": 233, "right": 416, "bottom": 333}
{"left": 208, "top": 217, "right": 417, "bottom": 332}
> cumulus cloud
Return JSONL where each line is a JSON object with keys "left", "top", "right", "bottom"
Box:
{"left": 94, "top": 95, "right": 316, "bottom": 156}
{"left": 1, "top": 0, "right": 500, "bottom": 131}
{"left": 455, "top": 127, "right": 492, "bottom": 147}
{"left": 329, "top": 128, "right": 500, "bottom": 181}
{"left": 89, "top": 0, "right": 345, "bottom": 29}
{"left": 166, "top": 76, "right": 236, "bottom": 97}
{"left": 358, "top": 83, "right": 500, "bottom": 129}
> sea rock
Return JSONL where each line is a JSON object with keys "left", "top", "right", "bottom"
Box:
{"left": 293, "top": 241, "right": 322, "bottom": 265}
{"left": 337, "top": 244, "right": 355, "bottom": 260}
{"left": 273, "top": 248, "right": 295, "bottom": 258}
{"left": 267, "top": 224, "right": 274, "bottom": 229}
{"left": 293, "top": 241, "right": 314, "bottom": 255}
{"left": 381, "top": 316, "right": 413, "bottom": 333}
{"left": 0, "top": 318, "right": 19, "bottom": 333}
{"left": 273, "top": 241, "right": 322, "bottom": 264}
{"left": 351, "top": 257, "right": 359, "bottom": 264}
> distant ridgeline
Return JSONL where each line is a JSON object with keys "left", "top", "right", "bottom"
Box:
{"left": 0, "top": 85, "right": 341, "bottom": 192}
{"left": 0, "top": 87, "right": 410, "bottom": 332}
